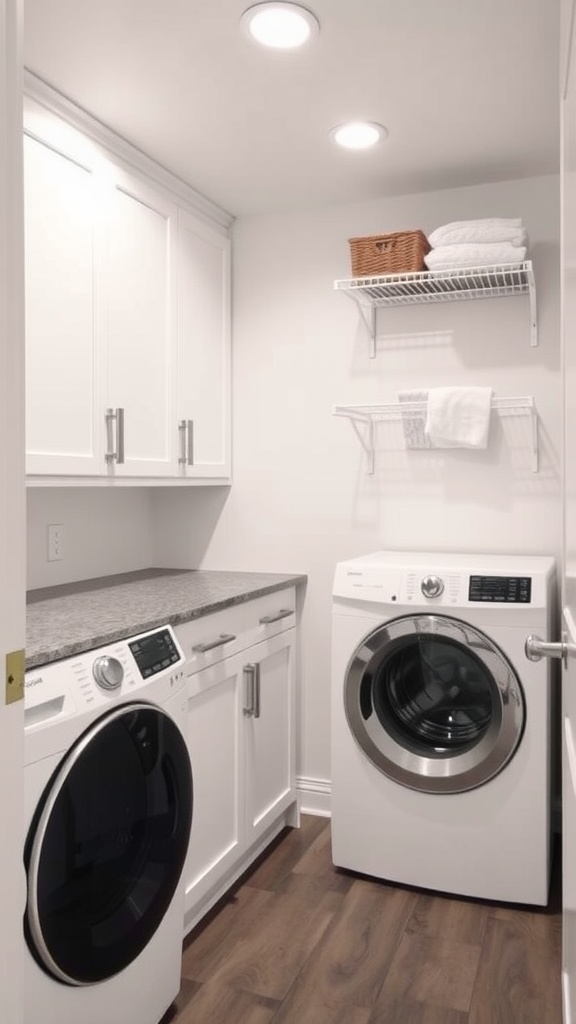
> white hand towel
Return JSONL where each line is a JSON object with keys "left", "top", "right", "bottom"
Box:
{"left": 424, "top": 243, "right": 527, "bottom": 271}
{"left": 425, "top": 387, "right": 493, "bottom": 449}
{"left": 428, "top": 220, "right": 527, "bottom": 247}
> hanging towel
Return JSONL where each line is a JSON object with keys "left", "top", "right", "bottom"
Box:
{"left": 428, "top": 219, "right": 526, "bottom": 247}
{"left": 424, "top": 243, "right": 527, "bottom": 272}
{"left": 425, "top": 387, "right": 493, "bottom": 449}
{"left": 397, "top": 389, "right": 430, "bottom": 449}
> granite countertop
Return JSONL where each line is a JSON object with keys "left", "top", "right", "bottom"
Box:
{"left": 26, "top": 568, "right": 307, "bottom": 669}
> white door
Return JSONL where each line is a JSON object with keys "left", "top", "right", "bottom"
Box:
{"left": 0, "top": 1, "right": 25, "bottom": 1020}
{"left": 177, "top": 210, "right": 231, "bottom": 479}
{"left": 184, "top": 653, "right": 244, "bottom": 931}
{"left": 244, "top": 630, "right": 296, "bottom": 844}
{"left": 103, "top": 169, "right": 177, "bottom": 477}
{"left": 561, "top": 0, "right": 576, "bottom": 1018}
{"left": 23, "top": 109, "right": 104, "bottom": 475}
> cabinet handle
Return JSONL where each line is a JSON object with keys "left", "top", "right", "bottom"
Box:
{"left": 253, "top": 662, "right": 261, "bottom": 719}
{"left": 187, "top": 420, "right": 194, "bottom": 466}
{"left": 243, "top": 663, "right": 256, "bottom": 716}
{"left": 178, "top": 421, "right": 187, "bottom": 465}
{"left": 178, "top": 420, "right": 194, "bottom": 466}
{"left": 105, "top": 407, "right": 125, "bottom": 465}
{"left": 259, "top": 608, "right": 293, "bottom": 625}
{"left": 192, "top": 632, "right": 236, "bottom": 653}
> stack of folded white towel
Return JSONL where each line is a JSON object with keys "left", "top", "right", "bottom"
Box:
{"left": 424, "top": 218, "right": 528, "bottom": 272}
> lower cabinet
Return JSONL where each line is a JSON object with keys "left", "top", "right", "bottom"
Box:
{"left": 178, "top": 599, "right": 298, "bottom": 936}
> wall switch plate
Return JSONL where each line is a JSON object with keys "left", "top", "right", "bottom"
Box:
{"left": 47, "top": 523, "right": 64, "bottom": 561}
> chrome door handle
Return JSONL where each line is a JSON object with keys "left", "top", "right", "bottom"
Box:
{"left": 525, "top": 634, "right": 570, "bottom": 667}
{"left": 243, "top": 663, "right": 256, "bottom": 716}
{"left": 253, "top": 662, "right": 261, "bottom": 719}
{"left": 105, "top": 407, "right": 125, "bottom": 465}
{"left": 243, "top": 663, "right": 261, "bottom": 718}
{"left": 192, "top": 632, "right": 236, "bottom": 653}
{"left": 178, "top": 420, "right": 187, "bottom": 465}
{"left": 178, "top": 420, "right": 194, "bottom": 466}
{"left": 259, "top": 608, "right": 293, "bottom": 624}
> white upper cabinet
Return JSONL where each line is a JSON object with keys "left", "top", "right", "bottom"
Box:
{"left": 24, "top": 125, "right": 103, "bottom": 475}
{"left": 23, "top": 88, "right": 232, "bottom": 485}
{"left": 102, "top": 171, "right": 177, "bottom": 477}
{"left": 177, "top": 211, "right": 231, "bottom": 479}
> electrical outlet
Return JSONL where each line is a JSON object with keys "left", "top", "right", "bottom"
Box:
{"left": 47, "top": 523, "right": 64, "bottom": 561}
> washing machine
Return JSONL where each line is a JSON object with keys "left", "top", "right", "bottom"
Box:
{"left": 331, "top": 551, "right": 556, "bottom": 905}
{"left": 23, "top": 624, "right": 193, "bottom": 1024}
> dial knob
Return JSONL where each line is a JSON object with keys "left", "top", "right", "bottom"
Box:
{"left": 421, "top": 575, "right": 444, "bottom": 599}
{"left": 92, "top": 655, "right": 124, "bottom": 690}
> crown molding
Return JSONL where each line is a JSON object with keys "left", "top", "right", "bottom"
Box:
{"left": 23, "top": 69, "right": 235, "bottom": 231}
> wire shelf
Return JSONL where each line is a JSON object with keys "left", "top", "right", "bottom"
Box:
{"left": 334, "top": 261, "right": 537, "bottom": 352}
{"left": 333, "top": 396, "right": 538, "bottom": 474}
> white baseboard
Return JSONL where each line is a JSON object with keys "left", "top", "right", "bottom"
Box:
{"left": 297, "top": 775, "right": 332, "bottom": 817}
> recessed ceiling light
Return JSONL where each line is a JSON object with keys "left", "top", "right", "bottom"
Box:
{"left": 240, "top": 2, "right": 319, "bottom": 49}
{"left": 330, "top": 122, "right": 389, "bottom": 150}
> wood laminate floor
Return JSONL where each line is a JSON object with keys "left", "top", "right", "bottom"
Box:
{"left": 163, "top": 816, "right": 562, "bottom": 1024}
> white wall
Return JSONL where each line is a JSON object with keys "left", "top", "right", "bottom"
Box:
{"left": 27, "top": 487, "right": 154, "bottom": 590}
{"left": 152, "top": 174, "right": 561, "bottom": 789}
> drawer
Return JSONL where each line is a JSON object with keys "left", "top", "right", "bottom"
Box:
{"left": 242, "top": 587, "right": 296, "bottom": 647}
{"left": 175, "top": 605, "right": 246, "bottom": 674}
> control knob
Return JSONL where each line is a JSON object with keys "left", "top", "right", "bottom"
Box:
{"left": 421, "top": 575, "right": 444, "bottom": 599}
{"left": 92, "top": 655, "right": 124, "bottom": 690}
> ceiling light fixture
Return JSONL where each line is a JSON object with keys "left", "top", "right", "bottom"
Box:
{"left": 240, "top": 2, "right": 319, "bottom": 50}
{"left": 330, "top": 122, "right": 388, "bottom": 150}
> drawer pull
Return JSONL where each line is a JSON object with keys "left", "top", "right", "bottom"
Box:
{"left": 192, "top": 632, "right": 236, "bottom": 653}
{"left": 259, "top": 608, "right": 293, "bottom": 625}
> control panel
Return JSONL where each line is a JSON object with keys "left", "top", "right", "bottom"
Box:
{"left": 24, "top": 625, "right": 186, "bottom": 726}
{"left": 468, "top": 575, "right": 532, "bottom": 603}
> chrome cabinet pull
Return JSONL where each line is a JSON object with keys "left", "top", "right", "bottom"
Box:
{"left": 105, "top": 407, "right": 125, "bottom": 464}
{"left": 178, "top": 419, "right": 194, "bottom": 466}
{"left": 253, "top": 662, "right": 261, "bottom": 719}
{"left": 178, "top": 420, "right": 187, "bottom": 465}
{"left": 259, "top": 608, "right": 293, "bottom": 625}
{"left": 243, "top": 663, "right": 256, "bottom": 716}
{"left": 187, "top": 419, "right": 194, "bottom": 466}
{"left": 192, "top": 632, "right": 237, "bottom": 654}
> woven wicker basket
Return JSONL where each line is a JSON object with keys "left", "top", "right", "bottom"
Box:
{"left": 348, "top": 230, "right": 430, "bottom": 276}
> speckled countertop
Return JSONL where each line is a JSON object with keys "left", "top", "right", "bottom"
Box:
{"left": 26, "top": 568, "right": 307, "bottom": 669}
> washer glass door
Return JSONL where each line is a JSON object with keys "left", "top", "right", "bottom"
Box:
{"left": 24, "top": 701, "right": 193, "bottom": 986}
{"left": 345, "top": 614, "right": 525, "bottom": 793}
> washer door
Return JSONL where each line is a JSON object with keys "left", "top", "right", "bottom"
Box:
{"left": 24, "top": 701, "right": 193, "bottom": 986}
{"left": 344, "top": 614, "right": 525, "bottom": 794}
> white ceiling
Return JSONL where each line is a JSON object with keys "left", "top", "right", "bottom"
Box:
{"left": 23, "top": 0, "right": 560, "bottom": 218}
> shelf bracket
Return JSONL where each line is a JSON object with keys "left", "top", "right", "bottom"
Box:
{"left": 348, "top": 295, "right": 377, "bottom": 358}
{"left": 351, "top": 417, "right": 375, "bottom": 474}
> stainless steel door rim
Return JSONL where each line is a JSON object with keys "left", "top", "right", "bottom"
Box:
{"left": 344, "top": 614, "right": 525, "bottom": 794}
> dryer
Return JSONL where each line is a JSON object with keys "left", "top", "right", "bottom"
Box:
{"left": 331, "top": 551, "right": 556, "bottom": 905}
{"left": 24, "top": 624, "right": 192, "bottom": 1024}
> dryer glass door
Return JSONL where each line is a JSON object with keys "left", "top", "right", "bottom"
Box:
{"left": 24, "top": 702, "right": 193, "bottom": 986}
{"left": 344, "top": 614, "right": 525, "bottom": 794}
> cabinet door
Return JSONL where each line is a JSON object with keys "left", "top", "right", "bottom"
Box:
{"left": 24, "top": 129, "right": 103, "bottom": 475}
{"left": 177, "top": 210, "right": 231, "bottom": 479}
{"left": 184, "top": 654, "right": 243, "bottom": 930}
{"left": 244, "top": 629, "right": 296, "bottom": 845}
{"left": 103, "top": 169, "right": 177, "bottom": 477}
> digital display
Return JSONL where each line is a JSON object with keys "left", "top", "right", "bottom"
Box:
{"left": 468, "top": 575, "right": 532, "bottom": 603}
{"left": 128, "top": 629, "right": 180, "bottom": 679}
